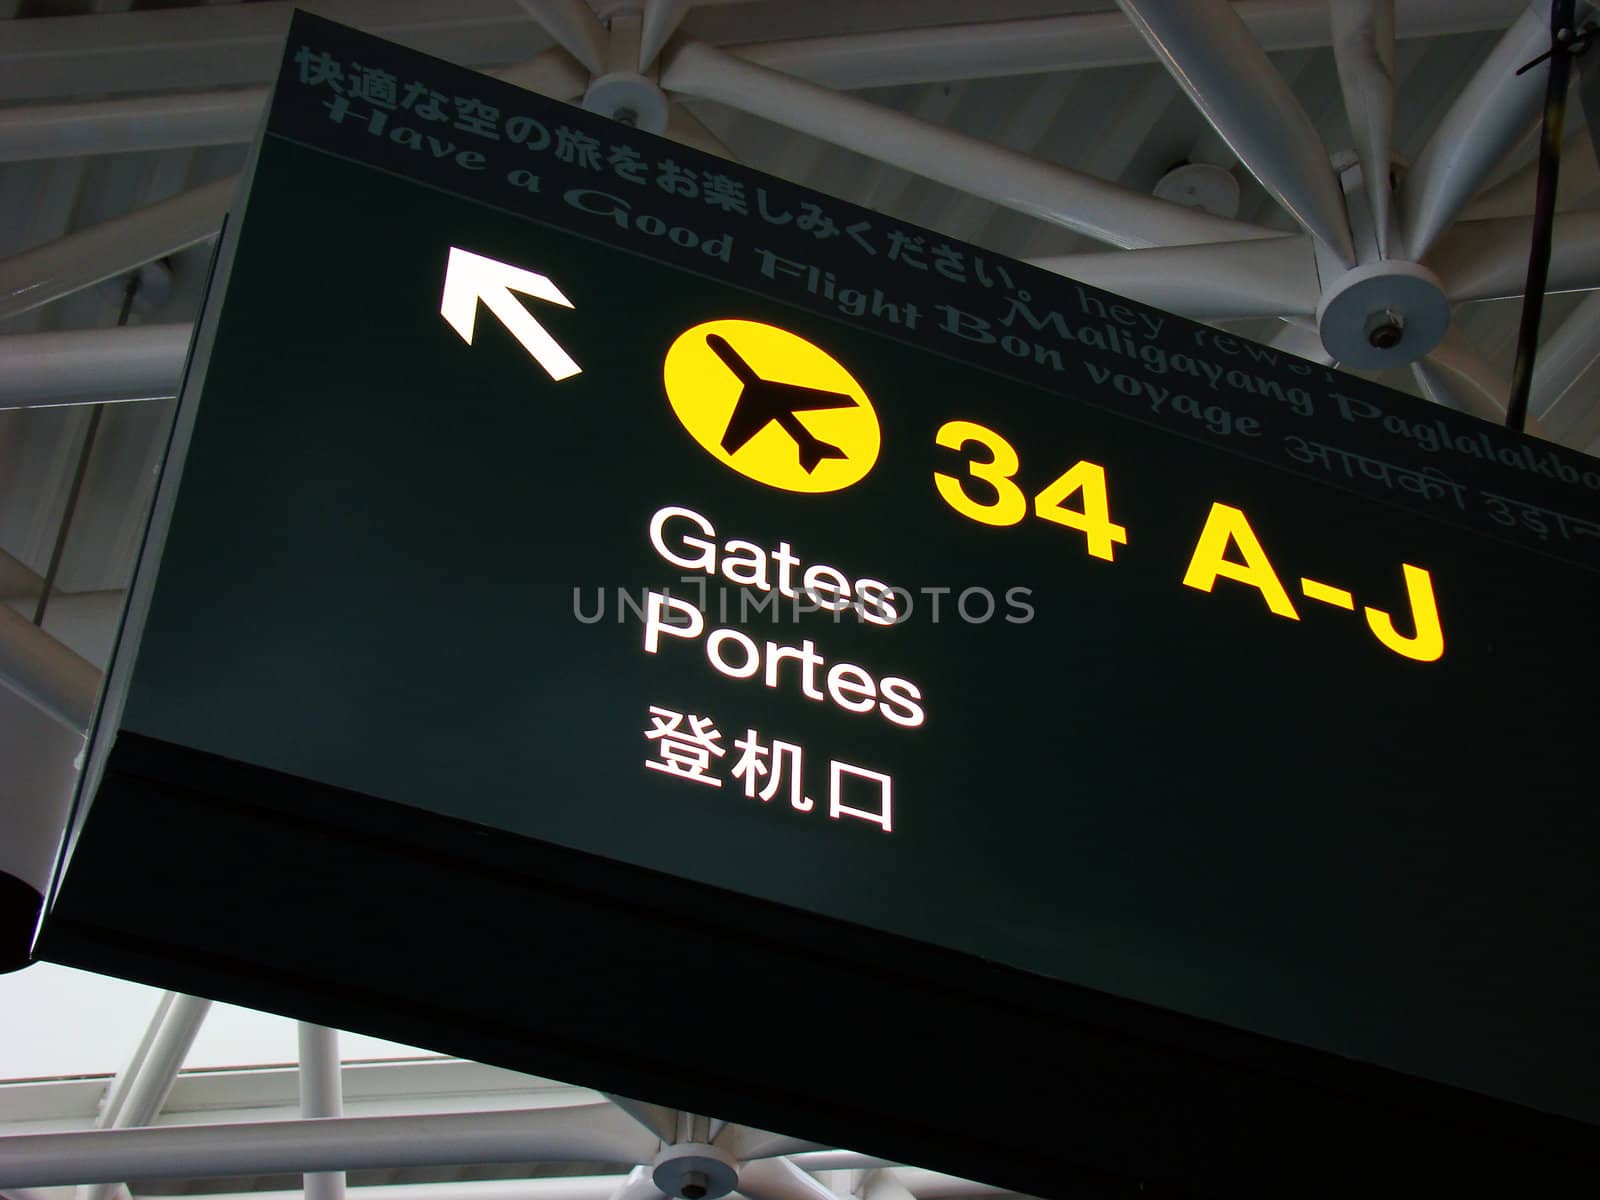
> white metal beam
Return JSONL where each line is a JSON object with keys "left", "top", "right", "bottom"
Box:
{"left": 854, "top": 82, "right": 971, "bottom": 224}
{"left": 859, "top": 1170, "right": 921, "bottom": 1200}
{"left": 0, "top": 89, "right": 264, "bottom": 164}
{"left": 0, "top": 1104, "right": 660, "bottom": 1189}
{"left": 0, "top": 550, "right": 41, "bottom": 607}
{"left": 1009, "top": 70, "right": 1183, "bottom": 260}
{"left": 1029, "top": 235, "right": 1319, "bottom": 319}
{"left": 608, "top": 1165, "right": 666, "bottom": 1200}
{"left": 785, "top": 1154, "right": 892, "bottom": 1172}
{"left": 660, "top": 41, "right": 1284, "bottom": 249}
{"left": 94, "top": 993, "right": 175, "bottom": 1130}
{"left": 1411, "top": 327, "right": 1551, "bottom": 434}
{"left": 98, "top": 995, "right": 211, "bottom": 1132}
{"left": 0, "top": 1059, "right": 607, "bottom": 1127}
{"left": 0, "top": 325, "right": 188, "bottom": 411}
{"left": 1530, "top": 289, "right": 1600, "bottom": 433}
{"left": 1114, "top": 0, "right": 1356, "bottom": 264}
{"left": 1400, "top": 4, "right": 1552, "bottom": 260}
{"left": 1460, "top": 121, "right": 1600, "bottom": 219}
{"left": 664, "top": 104, "right": 737, "bottom": 159}
{"left": 734, "top": 1157, "right": 837, "bottom": 1200}
{"left": 0, "top": 601, "right": 101, "bottom": 731}
{"left": 512, "top": 0, "right": 606, "bottom": 75}
{"left": 61, "top": 1166, "right": 1011, "bottom": 1200}
{"left": 1412, "top": 349, "right": 1506, "bottom": 423}
{"left": 601, "top": 1095, "right": 676, "bottom": 1143}
{"left": 4, "top": 157, "right": 88, "bottom": 337}
{"left": 177, "top": 1179, "right": 623, "bottom": 1200}
{"left": 736, "top": 0, "right": 1527, "bottom": 91}
{"left": 1331, "top": 0, "right": 1397, "bottom": 257}
{"left": 80, "top": 995, "right": 213, "bottom": 1200}
{"left": 1427, "top": 211, "right": 1600, "bottom": 300}
{"left": 918, "top": 74, "right": 1074, "bottom": 243}
{"left": 0, "top": 51, "right": 587, "bottom": 164}
{"left": 0, "top": 2, "right": 559, "bottom": 103}
{"left": 299, "top": 1025, "right": 346, "bottom": 1200}
{"left": 0, "top": 177, "right": 234, "bottom": 323}
{"left": 640, "top": 0, "right": 695, "bottom": 70}
{"left": 492, "top": 48, "right": 593, "bottom": 98}
{"left": 1268, "top": 317, "right": 1336, "bottom": 364}
{"left": 712, "top": 1126, "right": 823, "bottom": 1161}
{"left": 0, "top": 1, "right": 1529, "bottom": 108}
{"left": 882, "top": 1169, "right": 1004, "bottom": 1197}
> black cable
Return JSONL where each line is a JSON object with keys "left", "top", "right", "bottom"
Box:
{"left": 32, "top": 274, "right": 140, "bottom": 627}
{"left": 1506, "top": 0, "right": 1580, "bottom": 432}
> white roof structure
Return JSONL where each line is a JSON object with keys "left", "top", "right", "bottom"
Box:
{"left": 2, "top": 0, "right": 1597, "bottom": 1196}
{"left": 0, "top": 966, "right": 1009, "bottom": 1200}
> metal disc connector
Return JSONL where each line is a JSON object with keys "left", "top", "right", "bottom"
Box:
{"left": 1365, "top": 308, "right": 1405, "bottom": 350}
{"left": 650, "top": 1144, "right": 739, "bottom": 1200}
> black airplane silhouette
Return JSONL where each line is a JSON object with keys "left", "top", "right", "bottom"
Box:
{"left": 705, "top": 333, "right": 856, "bottom": 472}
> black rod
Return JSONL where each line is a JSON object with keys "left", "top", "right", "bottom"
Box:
{"left": 1506, "top": 0, "right": 1578, "bottom": 432}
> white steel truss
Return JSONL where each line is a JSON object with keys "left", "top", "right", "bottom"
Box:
{"left": 2, "top": 1, "right": 1599, "bottom": 1195}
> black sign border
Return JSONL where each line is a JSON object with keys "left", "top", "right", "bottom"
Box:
{"left": 40, "top": 732, "right": 1600, "bottom": 1198}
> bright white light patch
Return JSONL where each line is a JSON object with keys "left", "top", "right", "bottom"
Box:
{"left": 439, "top": 246, "right": 582, "bottom": 382}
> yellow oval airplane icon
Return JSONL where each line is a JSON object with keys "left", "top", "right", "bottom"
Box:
{"left": 663, "top": 319, "right": 880, "bottom": 493}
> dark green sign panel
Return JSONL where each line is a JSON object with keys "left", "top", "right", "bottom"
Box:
{"left": 43, "top": 13, "right": 1600, "bottom": 1196}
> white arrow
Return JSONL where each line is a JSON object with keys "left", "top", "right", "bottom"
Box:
{"left": 439, "top": 245, "right": 582, "bottom": 381}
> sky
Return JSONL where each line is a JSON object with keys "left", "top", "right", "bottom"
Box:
{"left": 1, "top": 961, "right": 437, "bottom": 1081}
